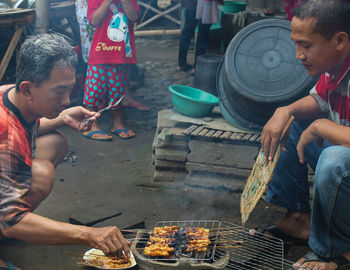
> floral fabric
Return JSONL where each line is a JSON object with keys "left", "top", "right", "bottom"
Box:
{"left": 76, "top": 0, "right": 95, "bottom": 63}
{"left": 282, "top": 0, "right": 304, "bottom": 21}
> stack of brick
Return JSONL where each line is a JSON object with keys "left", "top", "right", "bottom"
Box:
{"left": 152, "top": 110, "right": 261, "bottom": 192}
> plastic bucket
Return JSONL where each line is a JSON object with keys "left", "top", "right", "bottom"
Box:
{"left": 217, "top": 19, "right": 318, "bottom": 131}
{"left": 193, "top": 54, "right": 223, "bottom": 97}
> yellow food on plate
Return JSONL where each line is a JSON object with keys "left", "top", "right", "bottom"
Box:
{"left": 84, "top": 249, "right": 133, "bottom": 269}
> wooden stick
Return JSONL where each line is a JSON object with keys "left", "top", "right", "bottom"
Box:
{"left": 217, "top": 245, "right": 241, "bottom": 249}
{"left": 135, "top": 29, "right": 181, "bottom": 37}
{"left": 121, "top": 229, "right": 150, "bottom": 233}
{"left": 216, "top": 240, "right": 244, "bottom": 244}
{"left": 210, "top": 227, "right": 243, "bottom": 231}
{"left": 0, "top": 25, "right": 24, "bottom": 81}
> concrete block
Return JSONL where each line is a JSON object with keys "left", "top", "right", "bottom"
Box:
{"left": 154, "top": 159, "right": 186, "bottom": 170}
{"left": 155, "top": 128, "right": 189, "bottom": 149}
{"left": 188, "top": 140, "right": 259, "bottom": 169}
{"left": 153, "top": 169, "right": 186, "bottom": 182}
{"left": 186, "top": 162, "right": 251, "bottom": 180}
{"left": 167, "top": 127, "right": 189, "bottom": 140}
{"left": 157, "top": 110, "right": 177, "bottom": 129}
{"left": 184, "top": 173, "right": 245, "bottom": 192}
{"left": 155, "top": 148, "right": 188, "bottom": 162}
{"left": 152, "top": 127, "right": 159, "bottom": 153}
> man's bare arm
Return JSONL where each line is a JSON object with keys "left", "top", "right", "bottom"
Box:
{"left": 2, "top": 212, "right": 130, "bottom": 257}
{"left": 38, "top": 107, "right": 98, "bottom": 136}
{"left": 297, "top": 118, "right": 350, "bottom": 163}
{"left": 261, "top": 95, "right": 323, "bottom": 161}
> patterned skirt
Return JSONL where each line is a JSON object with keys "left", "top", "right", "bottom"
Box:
{"left": 196, "top": 0, "right": 219, "bottom": 24}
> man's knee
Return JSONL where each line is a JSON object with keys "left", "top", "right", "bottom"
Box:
{"left": 30, "top": 159, "right": 55, "bottom": 202}
{"left": 315, "top": 146, "right": 350, "bottom": 188}
{"left": 36, "top": 130, "right": 68, "bottom": 167}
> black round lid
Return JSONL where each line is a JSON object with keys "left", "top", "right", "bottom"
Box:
{"left": 224, "top": 18, "right": 316, "bottom": 103}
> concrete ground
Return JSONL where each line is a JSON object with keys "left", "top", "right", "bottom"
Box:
{"left": 0, "top": 37, "right": 309, "bottom": 269}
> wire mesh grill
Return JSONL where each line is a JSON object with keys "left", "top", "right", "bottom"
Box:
{"left": 213, "top": 221, "right": 285, "bottom": 270}
{"left": 131, "top": 220, "right": 286, "bottom": 269}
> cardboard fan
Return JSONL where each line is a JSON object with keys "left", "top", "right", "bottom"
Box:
{"left": 240, "top": 116, "right": 295, "bottom": 225}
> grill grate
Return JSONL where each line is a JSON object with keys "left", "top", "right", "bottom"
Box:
{"left": 131, "top": 220, "right": 286, "bottom": 270}
{"left": 183, "top": 125, "right": 261, "bottom": 143}
{"left": 213, "top": 221, "right": 284, "bottom": 270}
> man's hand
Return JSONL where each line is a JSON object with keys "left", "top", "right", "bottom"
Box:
{"left": 60, "top": 106, "right": 99, "bottom": 131}
{"left": 297, "top": 120, "right": 323, "bottom": 164}
{"left": 261, "top": 108, "right": 292, "bottom": 161}
{"left": 2, "top": 213, "right": 130, "bottom": 258}
{"left": 86, "top": 226, "right": 130, "bottom": 258}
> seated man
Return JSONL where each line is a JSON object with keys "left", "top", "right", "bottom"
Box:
{"left": 254, "top": 0, "right": 350, "bottom": 269}
{"left": 0, "top": 33, "right": 129, "bottom": 270}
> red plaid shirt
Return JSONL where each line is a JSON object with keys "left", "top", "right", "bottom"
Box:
{"left": 310, "top": 54, "right": 350, "bottom": 125}
{"left": 0, "top": 85, "right": 38, "bottom": 230}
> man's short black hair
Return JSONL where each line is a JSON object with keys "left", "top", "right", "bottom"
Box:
{"left": 15, "top": 33, "right": 78, "bottom": 92}
{"left": 293, "top": 0, "right": 350, "bottom": 40}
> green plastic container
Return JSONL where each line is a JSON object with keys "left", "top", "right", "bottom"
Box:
{"left": 221, "top": 1, "right": 247, "bottom": 13}
{"left": 169, "top": 85, "right": 219, "bottom": 117}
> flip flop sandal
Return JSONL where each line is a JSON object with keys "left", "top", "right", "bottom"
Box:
{"left": 111, "top": 129, "right": 135, "bottom": 139}
{"left": 83, "top": 130, "right": 112, "bottom": 141}
{"left": 291, "top": 250, "right": 350, "bottom": 270}
{"left": 248, "top": 224, "right": 308, "bottom": 254}
{"left": 0, "top": 261, "right": 15, "bottom": 270}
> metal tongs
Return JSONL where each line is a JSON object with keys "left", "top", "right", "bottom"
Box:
{"left": 82, "top": 95, "right": 125, "bottom": 125}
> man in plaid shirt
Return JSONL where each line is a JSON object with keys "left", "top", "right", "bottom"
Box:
{"left": 0, "top": 34, "right": 130, "bottom": 270}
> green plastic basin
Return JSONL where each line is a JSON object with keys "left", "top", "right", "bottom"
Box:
{"left": 169, "top": 84, "right": 219, "bottom": 117}
{"left": 221, "top": 1, "right": 247, "bottom": 13}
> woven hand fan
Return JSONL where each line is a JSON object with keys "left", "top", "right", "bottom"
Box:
{"left": 240, "top": 116, "right": 295, "bottom": 225}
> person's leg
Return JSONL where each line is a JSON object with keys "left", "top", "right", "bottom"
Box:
{"left": 121, "top": 64, "right": 149, "bottom": 111}
{"left": 293, "top": 146, "right": 350, "bottom": 269}
{"left": 109, "top": 64, "right": 134, "bottom": 139}
{"left": 309, "top": 146, "right": 350, "bottom": 257}
{"left": 27, "top": 131, "right": 68, "bottom": 211}
{"left": 83, "top": 64, "right": 112, "bottom": 140}
{"left": 178, "top": 8, "right": 197, "bottom": 69}
{"left": 194, "top": 21, "right": 211, "bottom": 68}
{"left": 265, "top": 121, "right": 330, "bottom": 239}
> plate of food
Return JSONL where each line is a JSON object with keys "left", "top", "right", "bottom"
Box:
{"left": 83, "top": 248, "right": 137, "bottom": 269}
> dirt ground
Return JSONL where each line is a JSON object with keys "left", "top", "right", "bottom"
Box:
{"left": 0, "top": 37, "right": 309, "bottom": 269}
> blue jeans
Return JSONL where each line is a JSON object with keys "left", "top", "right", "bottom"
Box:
{"left": 265, "top": 121, "right": 350, "bottom": 258}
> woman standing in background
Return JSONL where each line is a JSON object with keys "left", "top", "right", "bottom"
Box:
{"left": 176, "top": 0, "right": 221, "bottom": 75}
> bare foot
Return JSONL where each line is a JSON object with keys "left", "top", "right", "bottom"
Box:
{"left": 122, "top": 96, "right": 149, "bottom": 111}
{"left": 83, "top": 129, "right": 112, "bottom": 141}
{"left": 0, "top": 259, "right": 21, "bottom": 270}
{"left": 294, "top": 258, "right": 338, "bottom": 270}
{"left": 111, "top": 122, "right": 135, "bottom": 139}
{"left": 248, "top": 210, "right": 310, "bottom": 247}
{"left": 83, "top": 120, "right": 112, "bottom": 141}
{"left": 275, "top": 210, "right": 310, "bottom": 240}
{"left": 293, "top": 251, "right": 350, "bottom": 270}
{"left": 111, "top": 128, "right": 135, "bottom": 139}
